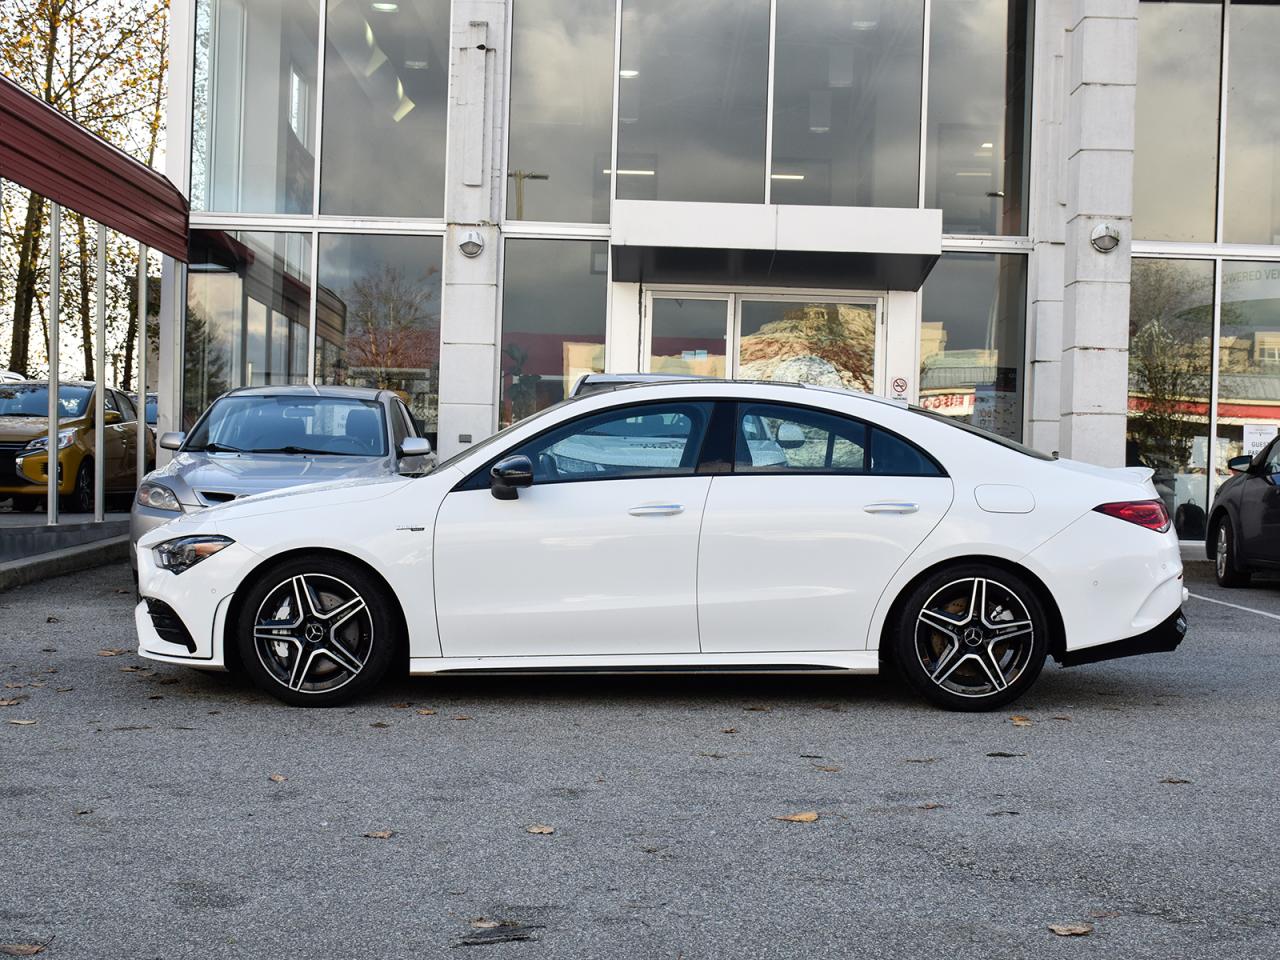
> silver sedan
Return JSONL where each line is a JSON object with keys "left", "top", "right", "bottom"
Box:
{"left": 131, "top": 385, "right": 433, "bottom": 567}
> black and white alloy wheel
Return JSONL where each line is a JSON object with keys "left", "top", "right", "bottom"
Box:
{"left": 894, "top": 565, "right": 1048, "bottom": 711}
{"left": 237, "top": 557, "right": 396, "bottom": 706}
{"left": 1213, "top": 519, "right": 1251, "bottom": 588}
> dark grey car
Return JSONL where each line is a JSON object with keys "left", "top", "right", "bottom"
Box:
{"left": 1206, "top": 435, "right": 1280, "bottom": 585}
{"left": 131, "top": 385, "right": 433, "bottom": 566}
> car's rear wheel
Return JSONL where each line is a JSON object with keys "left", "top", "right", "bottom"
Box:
{"left": 236, "top": 556, "right": 398, "bottom": 706}
{"left": 8, "top": 495, "right": 40, "bottom": 512}
{"left": 1213, "top": 518, "right": 1251, "bottom": 588}
{"left": 892, "top": 564, "right": 1048, "bottom": 712}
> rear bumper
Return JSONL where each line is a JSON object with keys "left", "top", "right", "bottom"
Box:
{"left": 1056, "top": 607, "right": 1187, "bottom": 667}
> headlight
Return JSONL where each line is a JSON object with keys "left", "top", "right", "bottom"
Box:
{"left": 153, "top": 535, "right": 234, "bottom": 574}
{"left": 137, "top": 481, "right": 182, "bottom": 512}
{"left": 25, "top": 429, "right": 76, "bottom": 451}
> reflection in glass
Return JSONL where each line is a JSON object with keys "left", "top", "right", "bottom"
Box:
{"left": 1126, "top": 259, "right": 1215, "bottom": 540}
{"left": 926, "top": 0, "right": 1030, "bottom": 234}
{"left": 772, "top": 0, "right": 923, "bottom": 208}
{"left": 1134, "top": 1, "right": 1221, "bottom": 242}
{"left": 184, "top": 231, "right": 313, "bottom": 427}
{"left": 616, "top": 0, "right": 770, "bottom": 203}
{"left": 500, "top": 240, "right": 608, "bottom": 426}
{"left": 191, "top": 0, "right": 318, "bottom": 214}
{"left": 919, "top": 253, "right": 1027, "bottom": 441}
{"left": 508, "top": 0, "right": 615, "bottom": 222}
{"left": 314, "top": 235, "right": 442, "bottom": 442}
{"left": 1218, "top": 262, "right": 1280, "bottom": 485}
{"left": 650, "top": 299, "right": 728, "bottom": 377}
{"left": 738, "top": 301, "right": 876, "bottom": 391}
{"left": 319, "top": 0, "right": 450, "bottom": 217}
{"left": 1224, "top": 4, "right": 1280, "bottom": 244}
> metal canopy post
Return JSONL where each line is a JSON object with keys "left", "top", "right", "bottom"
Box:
{"left": 94, "top": 224, "right": 106, "bottom": 521}
{"left": 136, "top": 243, "right": 148, "bottom": 483}
{"left": 46, "top": 203, "right": 61, "bottom": 525}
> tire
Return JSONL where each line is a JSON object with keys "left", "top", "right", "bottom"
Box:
{"left": 60, "top": 460, "right": 94, "bottom": 514}
{"left": 8, "top": 495, "right": 40, "bottom": 512}
{"left": 236, "top": 555, "right": 399, "bottom": 707}
{"left": 891, "top": 564, "right": 1048, "bottom": 712}
{"left": 1212, "top": 517, "right": 1251, "bottom": 588}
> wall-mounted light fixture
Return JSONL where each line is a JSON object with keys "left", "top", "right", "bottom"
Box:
{"left": 459, "top": 230, "right": 485, "bottom": 258}
{"left": 1090, "top": 222, "right": 1121, "bottom": 254}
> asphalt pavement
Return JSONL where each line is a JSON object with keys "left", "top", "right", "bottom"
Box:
{"left": 1, "top": 562, "right": 1278, "bottom": 959}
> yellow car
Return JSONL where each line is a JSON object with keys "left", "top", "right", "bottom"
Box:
{"left": 0, "top": 380, "right": 154, "bottom": 514}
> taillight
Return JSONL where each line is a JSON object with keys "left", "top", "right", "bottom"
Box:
{"left": 1093, "top": 499, "right": 1171, "bottom": 533}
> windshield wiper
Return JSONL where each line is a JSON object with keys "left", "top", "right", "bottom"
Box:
{"left": 189, "top": 441, "right": 243, "bottom": 453}
{"left": 249, "top": 445, "right": 348, "bottom": 456}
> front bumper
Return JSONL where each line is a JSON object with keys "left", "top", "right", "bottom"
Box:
{"left": 1057, "top": 607, "right": 1187, "bottom": 667}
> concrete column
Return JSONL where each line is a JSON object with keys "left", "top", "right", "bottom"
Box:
{"left": 438, "top": 1, "right": 507, "bottom": 459}
{"left": 1025, "top": 0, "right": 1070, "bottom": 454}
{"left": 1058, "top": 0, "right": 1138, "bottom": 465}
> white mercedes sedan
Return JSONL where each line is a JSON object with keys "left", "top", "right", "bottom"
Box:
{"left": 134, "top": 380, "right": 1187, "bottom": 711}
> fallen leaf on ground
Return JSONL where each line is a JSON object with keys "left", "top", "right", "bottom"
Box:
{"left": 453, "top": 715, "right": 471, "bottom": 721}
{"left": 1051, "top": 715, "right": 1072, "bottom": 721}
{"left": 773, "top": 811, "right": 819, "bottom": 823}
{"left": 1048, "top": 922, "right": 1094, "bottom": 937}
{"left": 987, "top": 810, "right": 1021, "bottom": 816}
{"left": 147, "top": 695, "right": 164, "bottom": 701}
{"left": 0, "top": 699, "right": 21, "bottom": 707}
{"left": 1010, "top": 715, "right": 1033, "bottom": 727}
{"left": 370, "top": 722, "right": 390, "bottom": 729}
{"left": 469, "top": 919, "right": 500, "bottom": 930}
{"left": 7, "top": 720, "right": 36, "bottom": 726}
{"left": 119, "top": 666, "right": 142, "bottom": 673}
{"left": 799, "top": 754, "right": 823, "bottom": 759}
{"left": 54, "top": 688, "right": 72, "bottom": 693}
{"left": 455, "top": 923, "right": 543, "bottom": 947}
{"left": 363, "top": 830, "right": 394, "bottom": 839}
{"left": 391, "top": 702, "right": 410, "bottom": 709}
{"left": 986, "top": 751, "right": 1026, "bottom": 758}
{"left": 1160, "top": 777, "right": 1192, "bottom": 784}
{"left": 5, "top": 683, "right": 23, "bottom": 689}
{"left": 97, "top": 649, "right": 128, "bottom": 657}
{"left": 904, "top": 757, "right": 936, "bottom": 764}
{"left": 0, "top": 943, "right": 48, "bottom": 957}
{"left": 45, "top": 616, "right": 59, "bottom": 624}
{"left": 415, "top": 708, "right": 437, "bottom": 716}
{"left": 744, "top": 705, "right": 771, "bottom": 712}
{"left": 526, "top": 824, "right": 555, "bottom": 835}
{"left": 698, "top": 752, "right": 726, "bottom": 759}
{"left": 269, "top": 773, "right": 287, "bottom": 783}
{"left": 75, "top": 809, "right": 92, "bottom": 816}
{"left": 917, "top": 802, "right": 945, "bottom": 810}
{"left": 40, "top": 647, "right": 55, "bottom": 653}
{"left": 720, "top": 727, "right": 737, "bottom": 734}
{"left": 814, "top": 765, "right": 841, "bottom": 773}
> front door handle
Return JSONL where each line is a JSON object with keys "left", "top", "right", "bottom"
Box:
{"left": 629, "top": 503, "right": 684, "bottom": 517}
{"left": 863, "top": 501, "right": 919, "bottom": 515}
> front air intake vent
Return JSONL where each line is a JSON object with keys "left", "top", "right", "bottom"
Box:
{"left": 145, "top": 598, "right": 196, "bottom": 652}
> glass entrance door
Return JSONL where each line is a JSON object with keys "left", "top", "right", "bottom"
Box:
{"left": 644, "top": 291, "right": 882, "bottom": 392}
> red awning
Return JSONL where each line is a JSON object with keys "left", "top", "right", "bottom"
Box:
{"left": 0, "top": 74, "right": 188, "bottom": 261}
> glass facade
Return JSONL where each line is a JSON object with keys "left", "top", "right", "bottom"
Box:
{"left": 507, "top": 0, "right": 615, "bottom": 222}
{"left": 314, "top": 235, "right": 443, "bottom": 441}
{"left": 1126, "top": 259, "right": 1215, "bottom": 540}
{"left": 319, "top": 0, "right": 450, "bottom": 218}
{"left": 499, "top": 239, "right": 608, "bottom": 426}
{"left": 1223, "top": 3, "right": 1280, "bottom": 245}
{"left": 1218, "top": 262, "right": 1280, "bottom": 465}
{"left": 183, "top": 230, "right": 313, "bottom": 427}
{"left": 738, "top": 300, "right": 877, "bottom": 391}
{"left": 615, "top": 0, "right": 771, "bottom": 203}
{"left": 926, "top": 0, "right": 1030, "bottom": 235}
{"left": 191, "top": 0, "right": 319, "bottom": 214}
{"left": 771, "top": 0, "right": 923, "bottom": 208}
{"left": 919, "top": 253, "right": 1027, "bottom": 441}
{"left": 650, "top": 298, "right": 728, "bottom": 378}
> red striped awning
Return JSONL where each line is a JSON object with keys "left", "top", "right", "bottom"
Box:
{"left": 0, "top": 74, "right": 188, "bottom": 260}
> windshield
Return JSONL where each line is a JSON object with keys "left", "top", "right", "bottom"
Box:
{"left": 0, "top": 384, "right": 92, "bottom": 418}
{"left": 909, "top": 406, "right": 1056, "bottom": 461}
{"left": 186, "top": 395, "right": 388, "bottom": 456}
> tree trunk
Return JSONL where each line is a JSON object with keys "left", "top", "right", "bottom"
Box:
{"left": 74, "top": 215, "right": 94, "bottom": 380}
{"left": 6, "top": 193, "right": 44, "bottom": 376}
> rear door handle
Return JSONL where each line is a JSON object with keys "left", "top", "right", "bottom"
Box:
{"left": 863, "top": 501, "right": 919, "bottom": 515}
{"left": 629, "top": 503, "right": 684, "bottom": 517}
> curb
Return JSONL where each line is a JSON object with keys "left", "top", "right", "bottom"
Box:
{"left": 0, "top": 535, "right": 129, "bottom": 592}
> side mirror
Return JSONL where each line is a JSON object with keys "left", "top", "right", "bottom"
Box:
{"left": 1227, "top": 455, "right": 1253, "bottom": 475}
{"left": 103, "top": 409, "right": 124, "bottom": 426}
{"left": 397, "top": 437, "right": 432, "bottom": 459}
{"left": 490, "top": 454, "right": 534, "bottom": 500}
{"left": 775, "top": 423, "right": 807, "bottom": 449}
{"left": 159, "top": 431, "right": 185, "bottom": 451}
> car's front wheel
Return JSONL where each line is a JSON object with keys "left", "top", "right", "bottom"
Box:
{"left": 1212, "top": 518, "right": 1251, "bottom": 588}
{"left": 892, "top": 565, "right": 1048, "bottom": 711}
{"left": 236, "top": 556, "right": 399, "bottom": 706}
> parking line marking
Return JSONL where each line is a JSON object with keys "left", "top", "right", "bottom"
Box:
{"left": 1188, "top": 592, "right": 1280, "bottom": 623}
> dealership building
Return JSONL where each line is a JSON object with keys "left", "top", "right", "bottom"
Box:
{"left": 155, "top": 0, "right": 1280, "bottom": 538}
